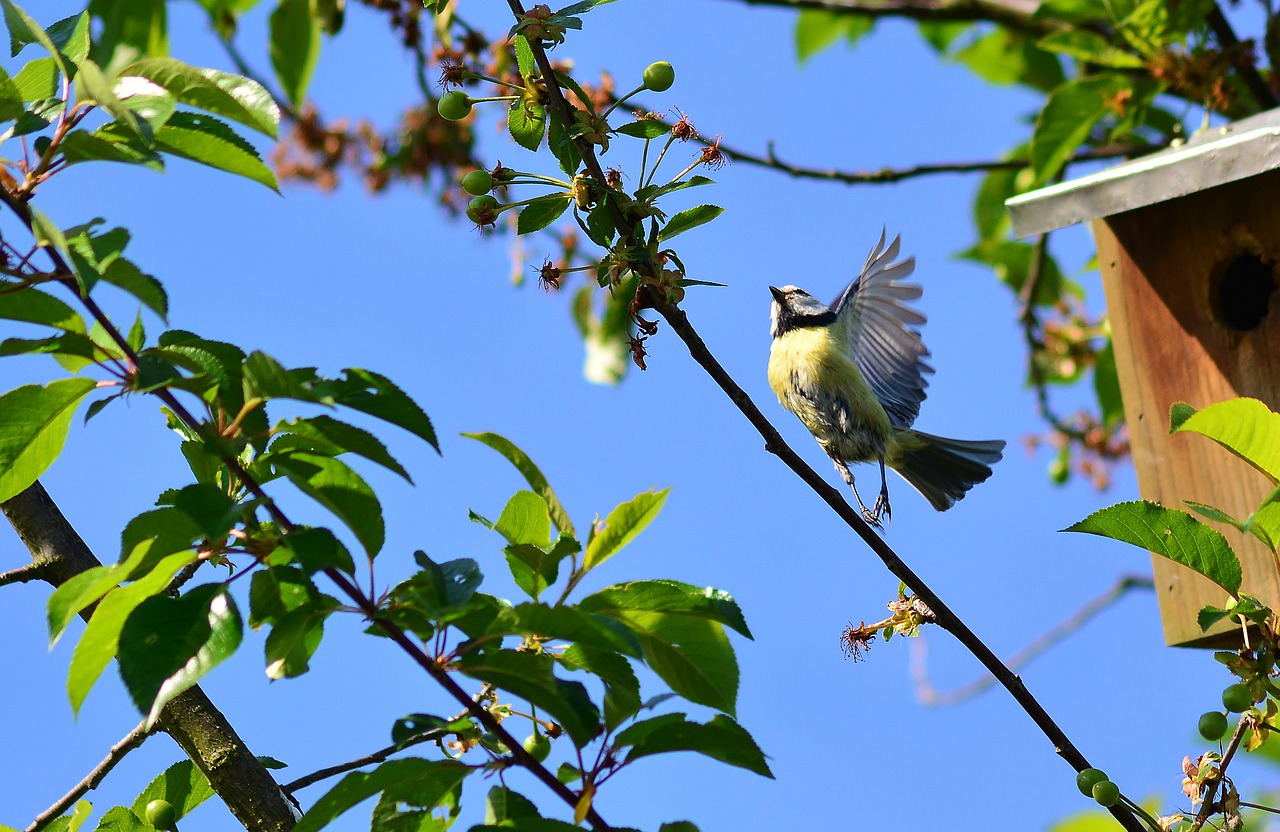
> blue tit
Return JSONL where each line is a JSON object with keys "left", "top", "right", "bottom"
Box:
{"left": 767, "top": 230, "right": 1005, "bottom": 527}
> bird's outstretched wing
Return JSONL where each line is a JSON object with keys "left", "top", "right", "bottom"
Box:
{"left": 830, "top": 229, "right": 933, "bottom": 429}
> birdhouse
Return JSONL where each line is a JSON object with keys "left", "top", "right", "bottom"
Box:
{"left": 1006, "top": 108, "right": 1280, "bottom": 648}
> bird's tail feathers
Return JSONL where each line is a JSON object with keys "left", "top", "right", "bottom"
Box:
{"left": 890, "top": 431, "right": 1005, "bottom": 511}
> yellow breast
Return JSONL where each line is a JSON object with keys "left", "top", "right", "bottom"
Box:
{"left": 768, "top": 327, "right": 893, "bottom": 459}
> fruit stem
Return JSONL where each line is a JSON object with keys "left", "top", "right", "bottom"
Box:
{"left": 602, "top": 85, "right": 645, "bottom": 120}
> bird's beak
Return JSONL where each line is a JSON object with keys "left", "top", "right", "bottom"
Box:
{"left": 769, "top": 286, "right": 785, "bottom": 303}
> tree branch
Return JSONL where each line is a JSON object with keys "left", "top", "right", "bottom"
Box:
{"left": 648, "top": 300, "right": 1146, "bottom": 832}
{"left": 0, "top": 561, "right": 48, "bottom": 586}
{"left": 282, "top": 718, "right": 461, "bottom": 795}
{"left": 27, "top": 721, "right": 156, "bottom": 832}
{"left": 2, "top": 482, "right": 299, "bottom": 832}
{"left": 909, "top": 575, "right": 1154, "bottom": 706}
{"left": 714, "top": 0, "right": 1059, "bottom": 37}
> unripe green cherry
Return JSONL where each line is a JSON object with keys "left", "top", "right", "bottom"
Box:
{"left": 1048, "top": 458, "right": 1069, "bottom": 484}
{"left": 642, "top": 61, "right": 675, "bottom": 92}
{"left": 1076, "top": 768, "right": 1108, "bottom": 797}
{"left": 145, "top": 799, "right": 178, "bottom": 830}
{"left": 437, "top": 90, "right": 473, "bottom": 121}
{"left": 1092, "top": 780, "right": 1120, "bottom": 807}
{"left": 1222, "top": 683, "right": 1252, "bottom": 713}
{"left": 1198, "top": 711, "right": 1229, "bottom": 741}
{"left": 524, "top": 731, "right": 552, "bottom": 762}
{"left": 466, "top": 195, "right": 499, "bottom": 224}
{"left": 461, "top": 169, "right": 493, "bottom": 195}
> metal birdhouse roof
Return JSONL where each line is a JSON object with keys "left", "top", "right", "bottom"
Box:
{"left": 1006, "top": 107, "right": 1280, "bottom": 239}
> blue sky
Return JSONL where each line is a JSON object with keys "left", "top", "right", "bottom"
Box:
{"left": 2, "top": 1, "right": 1273, "bottom": 830}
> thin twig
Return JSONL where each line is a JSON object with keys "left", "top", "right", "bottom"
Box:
{"left": 910, "top": 575, "right": 1154, "bottom": 705}
{"left": 283, "top": 711, "right": 469, "bottom": 794}
{"left": 28, "top": 722, "right": 155, "bottom": 832}
{"left": 717, "top": 0, "right": 1060, "bottom": 37}
{"left": 0, "top": 561, "right": 47, "bottom": 586}
{"left": 1191, "top": 713, "right": 1250, "bottom": 831}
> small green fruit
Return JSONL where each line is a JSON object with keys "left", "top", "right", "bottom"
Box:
{"left": 466, "top": 195, "right": 499, "bottom": 224}
{"left": 1198, "top": 711, "right": 1229, "bottom": 741}
{"left": 1222, "top": 683, "right": 1252, "bottom": 713}
{"left": 1076, "top": 768, "right": 1108, "bottom": 797}
{"left": 461, "top": 169, "right": 493, "bottom": 195}
{"left": 524, "top": 731, "right": 552, "bottom": 762}
{"left": 642, "top": 61, "right": 675, "bottom": 92}
{"left": 437, "top": 90, "right": 473, "bottom": 121}
{"left": 1048, "top": 458, "right": 1069, "bottom": 484}
{"left": 145, "top": 799, "right": 178, "bottom": 830}
{"left": 1092, "top": 780, "right": 1120, "bottom": 807}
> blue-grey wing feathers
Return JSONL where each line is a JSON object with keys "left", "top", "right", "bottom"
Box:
{"left": 831, "top": 229, "right": 933, "bottom": 429}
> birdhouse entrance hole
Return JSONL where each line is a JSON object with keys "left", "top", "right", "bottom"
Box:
{"left": 1215, "top": 250, "right": 1276, "bottom": 332}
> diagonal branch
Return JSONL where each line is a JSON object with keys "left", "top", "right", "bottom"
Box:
{"left": 1206, "top": 2, "right": 1278, "bottom": 111}
{"left": 27, "top": 721, "right": 157, "bottom": 832}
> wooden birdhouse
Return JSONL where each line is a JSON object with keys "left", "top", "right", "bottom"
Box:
{"left": 1006, "top": 108, "right": 1280, "bottom": 648}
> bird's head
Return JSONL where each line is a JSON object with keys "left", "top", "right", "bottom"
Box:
{"left": 769, "top": 285, "right": 835, "bottom": 338}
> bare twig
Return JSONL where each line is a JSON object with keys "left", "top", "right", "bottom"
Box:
{"left": 1191, "top": 713, "right": 1250, "bottom": 831}
{"left": 910, "top": 575, "right": 1154, "bottom": 705}
{"left": 27, "top": 722, "right": 156, "bottom": 832}
{"left": 0, "top": 561, "right": 47, "bottom": 586}
{"left": 282, "top": 716, "right": 463, "bottom": 794}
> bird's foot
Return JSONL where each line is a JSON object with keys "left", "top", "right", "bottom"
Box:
{"left": 872, "top": 492, "right": 892, "bottom": 525}
{"left": 859, "top": 505, "right": 884, "bottom": 530}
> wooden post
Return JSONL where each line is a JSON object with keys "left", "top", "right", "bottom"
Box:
{"left": 1091, "top": 169, "right": 1280, "bottom": 646}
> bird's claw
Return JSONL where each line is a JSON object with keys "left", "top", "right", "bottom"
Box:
{"left": 860, "top": 505, "right": 884, "bottom": 530}
{"left": 873, "top": 493, "right": 891, "bottom": 524}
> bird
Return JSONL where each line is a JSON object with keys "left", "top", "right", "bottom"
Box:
{"left": 767, "top": 230, "right": 1005, "bottom": 527}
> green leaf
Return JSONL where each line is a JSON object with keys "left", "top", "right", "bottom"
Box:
{"left": 75, "top": 58, "right": 148, "bottom": 141}
{"left": 0, "top": 378, "right": 95, "bottom": 502}
{"left": 1093, "top": 339, "right": 1124, "bottom": 427}
{"left": 66, "top": 551, "right": 196, "bottom": 714}
{"left": 0, "top": 287, "right": 84, "bottom": 331}
{"left": 387, "top": 552, "right": 483, "bottom": 622}
{"left": 952, "top": 28, "right": 1064, "bottom": 92}
{"left": 0, "top": 64, "right": 22, "bottom": 121}
{"left": 1064, "top": 500, "right": 1241, "bottom": 595}
{"left": 505, "top": 534, "right": 576, "bottom": 598}
{"left": 328, "top": 367, "right": 438, "bottom": 451}
{"left": 60, "top": 128, "right": 165, "bottom": 170}
{"left": 485, "top": 786, "right": 541, "bottom": 824}
{"left": 1031, "top": 75, "right": 1128, "bottom": 184}
{"left": 130, "top": 760, "right": 215, "bottom": 820}
{"left": 88, "top": 0, "right": 167, "bottom": 66}
{"left": 1171, "top": 398, "right": 1280, "bottom": 482}
{"left": 296, "top": 759, "right": 471, "bottom": 832}
{"left": 558, "top": 643, "right": 640, "bottom": 730}
{"left": 513, "top": 33, "right": 536, "bottom": 79}
{"left": 621, "top": 612, "right": 738, "bottom": 714}
{"left": 118, "top": 583, "right": 243, "bottom": 728}
{"left": 615, "top": 712, "right": 773, "bottom": 777}
{"left": 1, "top": 1, "right": 67, "bottom": 74}
{"left": 1036, "top": 29, "right": 1144, "bottom": 67}
{"left": 583, "top": 488, "right": 668, "bottom": 571}
{"left": 13, "top": 55, "right": 56, "bottom": 100}
{"left": 46, "top": 13, "right": 90, "bottom": 72}
{"left": 154, "top": 110, "right": 278, "bottom": 190}
{"left": 276, "top": 526, "right": 356, "bottom": 575}
{"left": 248, "top": 565, "right": 323, "bottom": 629}
{"left": 88, "top": 807, "right": 147, "bottom": 832}
{"left": 615, "top": 119, "right": 669, "bottom": 139}
{"left": 500, "top": 602, "right": 642, "bottom": 657}
{"left": 456, "top": 649, "right": 600, "bottom": 747}
{"left": 29, "top": 206, "right": 69, "bottom": 253}
{"left": 508, "top": 100, "right": 546, "bottom": 152}
{"left": 277, "top": 415, "right": 412, "bottom": 482}
{"left": 496, "top": 490, "right": 552, "bottom": 548}
{"left": 269, "top": 0, "right": 320, "bottom": 108}
{"left": 795, "top": 10, "right": 873, "bottom": 62}
{"left": 462, "top": 432, "right": 575, "bottom": 536}
{"left": 658, "top": 205, "right": 723, "bottom": 241}
{"left": 517, "top": 194, "right": 572, "bottom": 235}
{"left": 264, "top": 600, "right": 335, "bottom": 679}
{"left": 273, "top": 451, "right": 384, "bottom": 557}
{"left": 578, "top": 580, "right": 751, "bottom": 637}
{"left": 123, "top": 57, "right": 279, "bottom": 137}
